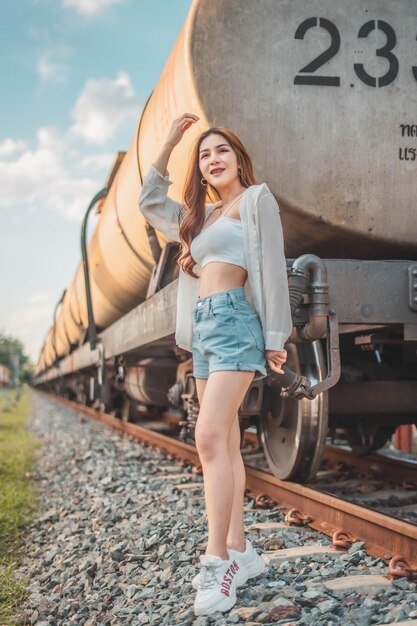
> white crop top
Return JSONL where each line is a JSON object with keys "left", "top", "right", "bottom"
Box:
{"left": 190, "top": 213, "right": 248, "bottom": 271}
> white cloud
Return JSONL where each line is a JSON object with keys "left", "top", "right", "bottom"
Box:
{"left": 63, "top": 0, "right": 123, "bottom": 16}
{"left": 0, "top": 138, "right": 27, "bottom": 158}
{"left": 0, "top": 126, "right": 99, "bottom": 221}
{"left": 4, "top": 293, "right": 56, "bottom": 363}
{"left": 69, "top": 71, "right": 138, "bottom": 144}
{"left": 34, "top": 44, "right": 73, "bottom": 85}
{"left": 0, "top": 71, "right": 140, "bottom": 223}
{"left": 36, "top": 56, "right": 65, "bottom": 83}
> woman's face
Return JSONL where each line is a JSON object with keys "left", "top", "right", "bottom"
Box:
{"left": 198, "top": 133, "right": 239, "bottom": 189}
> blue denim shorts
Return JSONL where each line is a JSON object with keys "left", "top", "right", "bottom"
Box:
{"left": 192, "top": 286, "right": 267, "bottom": 381}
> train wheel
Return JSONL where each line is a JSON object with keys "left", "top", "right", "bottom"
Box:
{"left": 346, "top": 424, "right": 393, "bottom": 455}
{"left": 260, "top": 341, "right": 328, "bottom": 482}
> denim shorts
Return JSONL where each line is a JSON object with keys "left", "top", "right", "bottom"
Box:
{"left": 192, "top": 286, "right": 267, "bottom": 381}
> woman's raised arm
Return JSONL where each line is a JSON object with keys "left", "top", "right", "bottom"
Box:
{"left": 138, "top": 114, "right": 200, "bottom": 242}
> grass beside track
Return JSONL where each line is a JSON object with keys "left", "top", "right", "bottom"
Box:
{"left": 0, "top": 388, "right": 40, "bottom": 625}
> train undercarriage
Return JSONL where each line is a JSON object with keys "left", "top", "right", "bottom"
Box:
{"left": 35, "top": 255, "right": 417, "bottom": 483}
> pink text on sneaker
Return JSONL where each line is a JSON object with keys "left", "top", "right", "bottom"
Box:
{"left": 220, "top": 560, "right": 239, "bottom": 596}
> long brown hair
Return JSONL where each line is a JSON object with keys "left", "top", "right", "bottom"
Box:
{"left": 177, "top": 127, "right": 257, "bottom": 278}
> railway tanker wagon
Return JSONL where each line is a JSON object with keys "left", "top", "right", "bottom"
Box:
{"left": 34, "top": 0, "right": 417, "bottom": 482}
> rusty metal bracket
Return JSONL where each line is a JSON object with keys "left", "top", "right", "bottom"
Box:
{"left": 285, "top": 508, "right": 312, "bottom": 526}
{"left": 389, "top": 554, "right": 417, "bottom": 581}
{"left": 332, "top": 529, "right": 357, "bottom": 550}
{"left": 309, "top": 309, "right": 341, "bottom": 397}
{"left": 255, "top": 493, "right": 275, "bottom": 509}
{"left": 278, "top": 309, "right": 341, "bottom": 400}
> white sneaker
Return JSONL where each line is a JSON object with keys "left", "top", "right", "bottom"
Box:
{"left": 228, "top": 538, "right": 266, "bottom": 582}
{"left": 192, "top": 538, "right": 265, "bottom": 590}
{"left": 193, "top": 554, "right": 242, "bottom": 616}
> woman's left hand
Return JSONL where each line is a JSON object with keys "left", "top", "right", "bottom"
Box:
{"left": 265, "top": 349, "right": 287, "bottom": 375}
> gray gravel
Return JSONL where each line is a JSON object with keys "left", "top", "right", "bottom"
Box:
{"left": 10, "top": 391, "right": 417, "bottom": 625}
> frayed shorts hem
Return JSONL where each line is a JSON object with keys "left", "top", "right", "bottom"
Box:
{"left": 193, "top": 363, "right": 267, "bottom": 381}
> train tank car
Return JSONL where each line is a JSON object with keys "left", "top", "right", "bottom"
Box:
{"left": 34, "top": 0, "right": 417, "bottom": 482}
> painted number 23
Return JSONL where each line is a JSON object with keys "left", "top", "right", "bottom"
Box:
{"left": 294, "top": 17, "right": 417, "bottom": 87}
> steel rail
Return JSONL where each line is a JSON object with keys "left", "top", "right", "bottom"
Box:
{"left": 39, "top": 391, "right": 417, "bottom": 565}
{"left": 322, "top": 445, "right": 417, "bottom": 484}
{"left": 244, "top": 464, "right": 417, "bottom": 563}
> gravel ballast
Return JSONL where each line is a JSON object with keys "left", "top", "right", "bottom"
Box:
{"left": 11, "top": 391, "right": 417, "bottom": 625}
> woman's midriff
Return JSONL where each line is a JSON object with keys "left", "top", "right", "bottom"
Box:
{"left": 197, "top": 261, "right": 248, "bottom": 298}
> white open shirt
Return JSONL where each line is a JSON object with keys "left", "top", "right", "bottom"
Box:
{"left": 139, "top": 163, "right": 292, "bottom": 353}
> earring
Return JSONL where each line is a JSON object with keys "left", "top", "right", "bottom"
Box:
{"left": 201, "top": 178, "right": 208, "bottom": 187}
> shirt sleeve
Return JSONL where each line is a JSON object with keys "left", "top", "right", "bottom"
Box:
{"left": 257, "top": 191, "right": 293, "bottom": 351}
{"left": 138, "top": 163, "right": 183, "bottom": 243}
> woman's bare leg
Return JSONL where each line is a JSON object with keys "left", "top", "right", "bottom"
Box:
{"left": 225, "top": 416, "right": 246, "bottom": 552}
{"left": 194, "top": 370, "right": 255, "bottom": 559}
{"left": 195, "top": 378, "right": 247, "bottom": 553}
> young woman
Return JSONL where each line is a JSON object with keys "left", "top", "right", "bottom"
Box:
{"left": 139, "top": 113, "right": 292, "bottom": 616}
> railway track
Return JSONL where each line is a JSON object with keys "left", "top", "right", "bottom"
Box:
{"left": 321, "top": 446, "right": 417, "bottom": 487}
{"left": 42, "top": 391, "right": 417, "bottom": 572}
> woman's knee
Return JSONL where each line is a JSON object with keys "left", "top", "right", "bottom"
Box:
{"left": 195, "top": 421, "right": 228, "bottom": 460}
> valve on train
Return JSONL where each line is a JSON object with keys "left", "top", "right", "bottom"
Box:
{"left": 268, "top": 365, "right": 315, "bottom": 400}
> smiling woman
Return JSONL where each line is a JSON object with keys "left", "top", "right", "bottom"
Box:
{"left": 138, "top": 113, "right": 291, "bottom": 616}
{"left": 31, "top": 3, "right": 417, "bottom": 617}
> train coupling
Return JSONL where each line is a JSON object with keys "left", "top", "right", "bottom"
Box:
{"left": 269, "top": 307, "right": 341, "bottom": 400}
{"left": 281, "top": 374, "right": 315, "bottom": 400}
{"left": 268, "top": 366, "right": 315, "bottom": 400}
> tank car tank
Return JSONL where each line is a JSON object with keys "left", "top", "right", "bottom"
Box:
{"left": 34, "top": 0, "right": 417, "bottom": 481}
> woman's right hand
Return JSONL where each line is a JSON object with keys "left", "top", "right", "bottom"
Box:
{"left": 166, "top": 113, "right": 200, "bottom": 149}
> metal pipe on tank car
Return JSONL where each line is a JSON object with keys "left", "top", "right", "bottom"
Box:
{"left": 51, "top": 290, "right": 66, "bottom": 355}
{"left": 288, "top": 254, "right": 329, "bottom": 342}
{"left": 81, "top": 188, "right": 108, "bottom": 351}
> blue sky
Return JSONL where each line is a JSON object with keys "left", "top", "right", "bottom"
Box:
{"left": 0, "top": 0, "right": 192, "bottom": 363}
